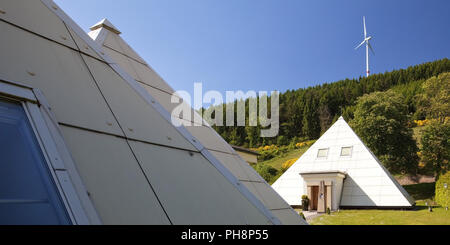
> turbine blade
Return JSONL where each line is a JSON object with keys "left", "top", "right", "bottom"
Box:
{"left": 363, "top": 16, "right": 367, "bottom": 38}
{"left": 368, "top": 41, "right": 375, "bottom": 55}
{"left": 355, "top": 40, "right": 365, "bottom": 50}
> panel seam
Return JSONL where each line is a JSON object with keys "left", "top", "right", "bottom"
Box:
{"left": 58, "top": 122, "right": 200, "bottom": 153}
{"left": 0, "top": 18, "right": 105, "bottom": 65}
{"left": 103, "top": 45, "right": 148, "bottom": 67}
{"left": 64, "top": 22, "right": 174, "bottom": 224}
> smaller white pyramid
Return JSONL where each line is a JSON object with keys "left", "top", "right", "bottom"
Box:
{"left": 90, "top": 18, "right": 121, "bottom": 34}
{"left": 272, "top": 116, "right": 415, "bottom": 210}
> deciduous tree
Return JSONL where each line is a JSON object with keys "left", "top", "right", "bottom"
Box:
{"left": 420, "top": 121, "right": 450, "bottom": 177}
{"left": 350, "top": 91, "right": 419, "bottom": 174}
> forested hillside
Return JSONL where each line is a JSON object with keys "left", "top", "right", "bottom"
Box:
{"left": 209, "top": 58, "right": 450, "bottom": 148}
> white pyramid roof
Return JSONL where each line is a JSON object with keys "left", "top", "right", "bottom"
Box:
{"left": 0, "top": 0, "right": 304, "bottom": 224}
{"left": 272, "top": 117, "right": 415, "bottom": 208}
{"left": 87, "top": 16, "right": 304, "bottom": 224}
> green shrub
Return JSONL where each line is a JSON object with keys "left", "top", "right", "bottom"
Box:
{"left": 301, "top": 196, "right": 310, "bottom": 211}
{"left": 277, "top": 136, "right": 289, "bottom": 146}
{"left": 288, "top": 137, "right": 300, "bottom": 150}
{"left": 254, "top": 163, "right": 279, "bottom": 183}
{"left": 298, "top": 212, "right": 306, "bottom": 220}
{"left": 257, "top": 145, "right": 290, "bottom": 161}
{"left": 436, "top": 172, "right": 450, "bottom": 208}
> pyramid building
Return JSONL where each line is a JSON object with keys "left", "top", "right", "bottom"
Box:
{"left": 0, "top": 0, "right": 304, "bottom": 224}
{"left": 272, "top": 117, "right": 415, "bottom": 212}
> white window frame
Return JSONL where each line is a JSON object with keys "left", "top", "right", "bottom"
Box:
{"left": 317, "top": 148, "right": 329, "bottom": 159}
{"left": 0, "top": 77, "right": 101, "bottom": 225}
{"left": 340, "top": 146, "right": 353, "bottom": 157}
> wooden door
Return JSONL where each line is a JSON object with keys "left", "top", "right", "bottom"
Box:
{"left": 311, "top": 186, "right": 319, "bottom": 210}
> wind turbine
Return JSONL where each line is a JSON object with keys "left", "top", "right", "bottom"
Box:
{"left": 355, "top": 16, "right": 374, "bottom": 77}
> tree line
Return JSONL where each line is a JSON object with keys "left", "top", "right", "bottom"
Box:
{"left": 207, "top": 58, "right": 450, "bottom": 148}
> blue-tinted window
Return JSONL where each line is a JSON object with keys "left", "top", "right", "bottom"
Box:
{"left": 0, "top": 100, "right": 71, "bottom": 225}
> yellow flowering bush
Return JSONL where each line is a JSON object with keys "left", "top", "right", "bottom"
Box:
{"left": 414, "top": 119, "right": 430, "bottom": 127}
{"left": 256, "top": 145, "right": 284, "bottom": 161}
{"left": 414, "top": 117, "right": 450, "bottom": 127}
{"left": 295, "top": 140, "right": 315, "bottom": 148}
{"left": 253, "top": 140, "right": 316, "bottom": 161}
{"left": 281, "top": 158, "right": 298, "bottom": 172}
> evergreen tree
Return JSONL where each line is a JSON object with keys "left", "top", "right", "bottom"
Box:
{"left": 208, "top": 59, "right": 450, "bottom": 147}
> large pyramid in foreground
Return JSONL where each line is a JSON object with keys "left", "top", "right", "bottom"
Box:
{"left": 0, "top": 0, "right": 304, "bottom": 224}
{"left": 272, "top": 117, "right": 415, "bottom": 212}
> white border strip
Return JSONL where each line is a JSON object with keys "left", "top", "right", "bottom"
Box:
{"left": 0, "top": 78, "right": 99, "bottom": 224}
{"left": 33, "top": 88, "right": 103, "bottom": 224}
{"left": 0, "top": 79, "right": 36, "bottom": 102}
{"left": 24, "top": 96, "right": 99, "bottom": 224}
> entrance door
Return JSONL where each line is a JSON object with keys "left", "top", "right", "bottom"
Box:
{"left": 311, "top": 186, "right": 319, "bottom": 210}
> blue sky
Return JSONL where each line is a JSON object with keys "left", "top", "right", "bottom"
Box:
{"left": 56, "top": 0, "right": 450, "bottom": 106}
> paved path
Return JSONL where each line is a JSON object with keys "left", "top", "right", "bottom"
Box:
{"left": 302, "top": 211, "right": 323, "bottom": 222}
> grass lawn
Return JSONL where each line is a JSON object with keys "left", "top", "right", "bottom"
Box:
{"left": 309, "top": 204, "right": 450, "bottom": 225}
{"left": 309, "top": 182, "right": 450, "bottom": 225}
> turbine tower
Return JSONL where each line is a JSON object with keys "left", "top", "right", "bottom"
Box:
{"left": 355, "top": 16, "right": 374, "bottom": 77}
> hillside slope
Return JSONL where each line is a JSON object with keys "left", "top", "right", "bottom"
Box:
{"left": 211, "top": 58, "right": 450, "bottom": 147}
